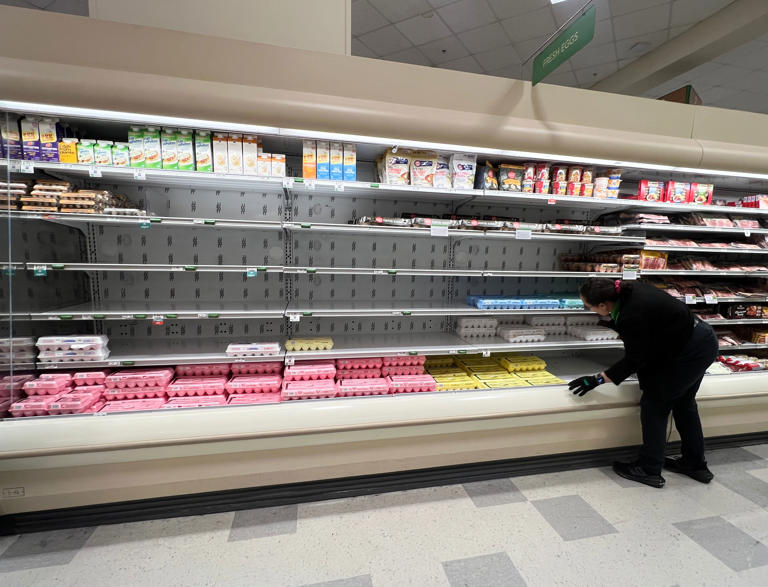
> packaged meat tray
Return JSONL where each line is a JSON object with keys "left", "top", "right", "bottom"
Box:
{"left": 281, "top": 380, "right": 338, "bottom": 400}
{"left": 380, "top": 365, "right": 425, "bottom": 376}
{"left": 335, "top": 367, "right": 382, "bottom": 379}
{"left": 161, "top": 395, "right": 228, "bottom": 409}
{"left": 105, "top": 368, "right": 174, "bottom": 389}
{"left": 337, "top": 378, "right": 391, "bottom": 396}
{"left": 355, "top": 216, "right": 412, "bottom": 227}
{"left": 225, "top": 375, "right": 282, "bottom": 394}
{"left": 283, "top": 361, "right": 336, "bottom": 381}
{"left": 48, "top": 391, "right": 104, "bottom": 415}
{"left": 225, "top": 342, "right": 281, "bottom": 357}
{"left": 228, "top": 392, "right": 282, "bottom": 405}
{"left": 387, "top": 375, "right": 437, "bottom": 393}
{"left": 23, "top": 377, "right": 72, "bottom": 395}
{"left": 568, "top": 326, "right": 619, "bottom": 341}
{"left": 231, "top": 361, "right": 283, "bottom": 375}
{"left": 336, "top": 357, "right": 383, "bottom": 369}
{"left": 175, "top": 363, "right": 231, "bottom": 377}
{"left": 9, "top": 392, "right": 68, "bottom": 417}
{"left": 99, "top": 398, "right": 169, "bottom": 413}
{"left": 284, "top": 338, "right": 333, "bottom": 351}
{"left": 36, "top": 335, "right": 109, "bottom": 351}
{"left": 381, "top": 355, "right": 426, "bottom": 367}
{"left": 167, "top": 376, "right": 228, "bottom": 396}
{"left": 496, "top": 326, "right": 547, "bottom": 343}
{"left": 73, "top": 370, "right": 109, "bottom": 386}
{"left": 103, "top": 386, "right": 167, "bottom": 400}
{"left": 37, "top": 349, "right": 111, "bottom": 362}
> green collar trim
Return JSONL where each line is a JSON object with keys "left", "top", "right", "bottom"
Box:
{"left": 610, "top": 300, "right": 620, "bottom": 322}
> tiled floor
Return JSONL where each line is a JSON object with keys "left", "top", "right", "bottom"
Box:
{"left": 2, "top": 444, "right": 768, "bottom": 586}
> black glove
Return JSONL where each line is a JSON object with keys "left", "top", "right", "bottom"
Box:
{"left": 569, "top": 374, "right": 604, "bottom": 397}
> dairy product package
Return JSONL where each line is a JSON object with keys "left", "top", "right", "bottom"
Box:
{"left": 257, "top": 153, "right": 271, "bottom": 176}
{"left": 343, "top": 143, "right": 356, "bottom": 181}
{"left": 0, "top": 114, "right": 22, "bottom": 159}
{"left": 242, "top": 134, "right": 259, "bottom": 175}
{"left": 112, "top": 142, "right": 130, "bottom": 167}
{"left": 330, "top": 141, "right": 343, "bottom": 180}
{"left": 433, "top": 154, "right": 451, "bottom": 189}
{"left": 128, "top": 126, "right": 145, "bottom": 167}
{"left": 499, "top": 163, "right": 524, "bottom": 191}
{"left": 38, "top": 118, "right": 59, "bottom": 162}
{"left": 94, "top": 140, "right": 113, "bottom": 166}
{"left": 76, "top": 139, "right": 95, "bottom": 165}
{"left": 227, "top": 133, "right": 243, "bottom": 174}
{"left": 58, "top": 138, "right": 78, "bottom": 164}
{"left": 271, "top": 153, "right": 286, "bottom": 177}
{"left": 303, "top": 140, "right": 316, "bottom": 179}
{"left": 20, "top": 116, "right": 41, "bottom": 160}
{"left": 194, "top": 130, "right": 212, "bottom": 172}
{"left": 212, "top": 132, "right": 229, "bottom": 173}
{"left": 410, "top": 151, "right": 437, "bottom": 187}
{"left": 377, "top": 150, "right": 410, "bottom": 185}
{"left": 143, "top": 126, "right": 162, "bottom": 168}
{"left": 317, "top": 140, "right": 330, "bottom": 180}
{"left": 161, "top": 128, "right": 178, "bottom": 170}
{"left": 176, "top": 129, "right": 195, "bottom": 171}
{"left": 450, "top": 153, "right": 477, "bottom": 189}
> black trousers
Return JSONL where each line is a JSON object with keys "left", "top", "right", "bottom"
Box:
{"left": 635, "top": 321, "right": 719, "bottom": 475}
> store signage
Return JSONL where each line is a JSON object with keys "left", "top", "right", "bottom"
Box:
{"left": 532, "top": 5, "right": 595, "bottom": 86}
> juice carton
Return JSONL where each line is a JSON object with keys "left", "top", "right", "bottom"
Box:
{"left": 76, "top": 139, "right": 95, "bottom": 165}
{"left": 143, "top": 126, "right": 162, "bottom": 169}
{"left": 212, "top": 132, "right": 229, "bottom": 173}
{"left": 330, "top": 141, "right": 343, "bottom": 181}
{"left": 58, "top": 138, "right": 78, "bottom": 164}
{"left": 302, "top": 139, "right": 316, "bottom": 179}
{"left": 243, "top": 134, "right": 259, "bottom": 175}
{"left": 227, "top": 133, "right": 243, "bottom": 174}
{"left": 38, "top": 118, "right": 59, "bottom": 162}
{"left": 20, "top": 116, "right": 41, "bottom": 160}
{"left": 112, "top": 142, "right": 130, "bottom": 167}
{"left": 271, "top": 153, "right": 286, "bottom": 177}
{"left": 161, "top": 128, "right": 178, "bottom": 170}
{"left": 343, "top": 143, "right": 356, "bottom": 181}
{"left": 94, "top": 140, "right": 113, "bottom": 166}
{"left": 194, "top": 130, "right": 212, "bottom": 172}
{"left": 316, "top": 140, "right": 330, "bottom": 180}
{"left": 0, "top": 114, "right": 22, "bottom": 159}
{"left": 176, "top": 129, "right": 195, "bottom": 171}
{"left": 128, "top": 126, "right": 145, "bottom": 167}
{"left": 257, "top": 152, "right": 271, "bottom": 176}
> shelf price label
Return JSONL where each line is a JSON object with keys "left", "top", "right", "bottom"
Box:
{"left": 516, "top": 229, "right": 532, "bottom": 240}
{"left": 89, "top": 166, "right": 102, "bottom": 178}
{"left": 139, "top": 219, "right": 151, "bottom": 229}
{"left": 152, "top": 315, "right": 164, "bottom": 325}
{"left": 684, "top": 294, "right": 697, "bottom": 305}
{"left": 288, "top": 314, "right": 300, "bottom": 322}
{"left": 622, "top": 269, "right": 638, "bottom": 280}
{"left": 17, "top": 160, "right": 34, "bottom": 174}
{"left": 246, "top": 267, "right": 258, "bottom": 277}
{"left": 482, "top": 350, "right": 491, "bottom": 357}
{"left": 33, "top": 265, "right": 47, "bottom": 277}
{"left": 133, "top": 169, "right": 146, "bottom": 180}
{"left": 430, "top": 220, "right": 450, "bottom": 237}
{"left": 282, "top": 178, "right": 294, "bottom": 189}
{"left": 334, "top": 183, "right": 345, "bottom": 192}
{"left": 284, "top": 357, "right": 295, "bottom": 366}
{"left": 547, "top": 198, "right": 556, "bottom": 205}
{"left": 745, "top": 230, "right": 751, "bottom": 237}
{"left": 305, "top": 179, "right": 316, "bottom": 190}
{"left": 704, "top": 294, "right": 718, "bottom": 304}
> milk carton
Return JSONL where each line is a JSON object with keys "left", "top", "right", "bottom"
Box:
{"left": 94, "top": 140, "right": 113, "bottom": 166}
{"left": 112, "top": 142, "right": 130, "bottom": 167}
{"left": 0, "top": 115, "right": 22, "bottom": 159}
{"left": 77, "top": 139, "right": 95, "bottom": 165}
{"left": 20, "top": 116, "right": 41, "bottom": 161}
{"left": 316, "top": 140, "right": 330, "bottom": 180}
{"left": 343, "top": 143, "right": 356, "bottom": 181}
{"left": 212, "top": 132, "right": 229, "bottom": 173}
{"left": 271, "top": 153, "right": 286, "bottom": 177}
{"left": 58, "top": 138, "right": 78, "bottom": 164}
{"left": 194, "top": 130, "right": 212, "bottom": 172}
{"left": 257, "top": 152, "right": 271, "bottom": 176}
{"left": 38, "top": 118, "right": 60, "bottom": 162}
{"left": 128, "top": 126, "right": 144, "bottom": 167}
{"left": 143, "top": 126, "right": 162, "bottom": 169}
{"left": 330, "top": 141, "right": 343, "bottom": 181}
{"left": 227, "top": 133, "right": 243, "bottom": 174}
{"left": 176, "top": 129, "right": 195, "bottom": 171}
{"left": 161, "top": 128, "right": 178, "bottom": 170}
{"left": 302, "top": 140, "right": 316, "bottom": 179}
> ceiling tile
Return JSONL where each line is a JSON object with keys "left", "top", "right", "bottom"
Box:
{"left": 474, "top": 44, "right": 523, "bottom": 72}
{"left": 692, "top": 63, "right": 753, "bottom": 88}
{"left": 487, "top": 64, "right": 527, "bottom": 79}
{"left": 552, "top": 0, "right": 611, "bottom": 26}
{"left": 439, "top": 55, "right": 484, "bottom": 74}
{"left": 716, "top": 90, "right": 768, "bottom": 113}
{"left": 619, "top": 57, "right": 638, "bottom": 68}
{"left": 501, "top": 6, "right": 558, "bottom": 43}
{"left": 386, "top": 47, "right": 432, "bottom": 66}
{"left": 609, "top": 0, "right": 669, "bottom": 18}
{"left": 351, "top": 37, "right": 378, "bottom": 58}
{"left": 437, "top": 0, "right": 497, "bottom": 34}
{"left": 615, "top": 30, "right": 669, "bottom": 61}
{"left": 359, "top": 25, "right": 413, "bottom": 56}
{"left": 668, "top": 24, "right": 693, "bottom": 39}
{"left": 351, "top": 0, "right": 389, "bottom": 35}
{"left": 458, "top": 22, "right": 510, "bottom": 54}
{"left": 670, "top": 0, "right": 732, "bottom": 28}
{"left": 574, "top": 61, "right": 619, "bottom": 86}
{"left": 612, "top": 3, "right": 671, "bottom": 41}
{"left": 488, "top": 0, "right": 548, "bottom": 20}
{"left": 427, "top": 0, "right": 458, "bottom": 7}
{"left": 539, "top": 68, "right": 580, "bottom": 87}
{"left": 698, "top": 85, "right": 745, "bottom": 105}
{"left": 568, "top": 42, "right": 617, "bottom": 70}
{"left": 512, "top": 35, "right": 553, "bottom": 62}
{"left": 593, "top": 17, "right": 615, "bottom": 45}
{"left": 396, "top": 13, "right": 452, "bottom": 45}
{"left": 419, "top": 34, "right": 470, "bottom": 63}
{"left": 714, "top": 40, "right": 768, "bottom": 71}
{"left": 368, "top": 0, "right": 432, "bottom": 22}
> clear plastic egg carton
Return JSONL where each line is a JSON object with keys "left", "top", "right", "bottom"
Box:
{"left": 103, "top": 386, "right": 167, "bottom": 400}
{"left": 161, "top": 395, "right": 228, "bottom": 409}
{"left": 99, "top": 398, "right": 168, "bottom": 413}
{"left": 226, "top": 342, "right": 282, "bottom": 357}
{"left": 284, "top": 338, "right": 334, "bottom": 352}
{"left": 37, "top": 348, "right": 111, "bottom": 362}
{"left": 23, "top": 377, "right": 72, "bottom": 395}
{"left": 0, "top": 350, "right": 37, "bottom": 361}
{"left": 231, "top": 361, "right": 283, "bottom": 375}
{"left": 335, "top": 367, "right": 382, "bottom": 379}
{"left": 73, "top": 370, "right": 109, "bottom": 386}
{"left": 105, "top": 368, "right": 174, "bottom": 389}
{"left": 281, "top": 380, "right": 339, "bottom": 400}
{"left": 225, "top": 375, "right": 283, "bottom": 394}
{"left": 10, "top": 392, "right": 68, "bottom": 417}
{"left": 526, "top": 315, "right": 565, "bottom": 327}
{"left": 167, "top": 376, "right": 228, "bottom": 397}
{"left": 456, "top": 327, "right": 498, "bottom": 339}
{"left": 0, "top": 337, "right": 35, "bottom": 352}
{"left": 48, "top": 391, "right": 104, "bottom": 415}
{"left": 381, "top": 364, "right": 424, "bottom": 376}
{"left": 387, "top": 375, "right": 437, "bottom": 393}
{"left": 382, "top": 355, "right": 426, "bottom": 367}
{"left": 36, "top": 335, "right": 109, "bottom": 352}
{"left": 176, "top": 363, "right": 231, "bottom": 377}
{"left": 283, "top": 361, "right": 336, "bottom": 381}
{"left": 496, "top": 326, "right": 547, "bottom": 343}
{"left": 456, "top": 317, "right": 498, "bottom": 330}
{"left": 337, "top": 378, "right": 391, "bottom": 397}
{"left": 567, "top": 326, "right": 619, "bottom": 341}
{"left": 336, "top": 357, "right": 383, "bottom": 369}
{"left": 228, "top": 392, "right": 282, "bottom": 405}
{"left": 565, "top": 315, "right": 600, "bottom": 327}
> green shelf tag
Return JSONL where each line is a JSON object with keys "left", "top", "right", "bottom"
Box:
{"left": 133, "top": 314, "right": 147, "bottom": 319}
{"left": 409, "top": 351, "right": 418, "bottom": 355}
{"left": 386, "top": 269, "right": 398, "bottom": 275}
{"left": 59, "top": 314, "right": 73, "bottom": 320}
{"left": 93, "top": 314, "right": 106, "bottom": 319}
{"left": 51, "top": 264, "right": 64, "bottom": 269}
{"left": 370, "top": 183, "right": 380, "bottom": 188}
{"left": 150, "top": 217, "right": 162, "bottom": 223}
{"left": 301, "top": 223, "right": 311, "bottom": 228}
{"left": 121, "top": 360, "right": 135, "bottom": 366}
{"left": 204, "top": 219, "right": 216, "bottom": 225}
{"left": 306, "top": 268, "right": 317, "bottom": 273}
{"left": 184, "top": 265, "right": 197, "bottom": 271}
{"left": 295, "top": 178, "right": 304, "bottom": 183}
{"left": 458, "top": 350, "right": 468, "bottom": 354}
{"left": 207, "top": 313, "right": 219, "bottom": 318}
{"left": 165, "top": 314, "right": 178, "bottom": 318}
{"left": 257, "top": 266, "right": 267, "bottom": 271}
{"left": 402, "top": 311, "right": 412, "bottom": 316}
{"left": 302, "top": 311, "right": 313, "bottom": 316}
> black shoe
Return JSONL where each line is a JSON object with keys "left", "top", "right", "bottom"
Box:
{"left": 664, "top": 457, "right": 714, "bottom": 484}
{"left": 612, "top": 461, "right": 665, "bottom": 488}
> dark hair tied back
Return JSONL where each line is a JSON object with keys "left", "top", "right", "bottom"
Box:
{"left": 580, "top": 277, "right": 633, "bottom": 306}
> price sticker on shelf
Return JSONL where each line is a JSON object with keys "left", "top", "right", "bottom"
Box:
{"left": 704, "top": 294, "right": 718, "bottom": 304}
{"left": 516, "top": 229, "right": 532, "bottom": 240}
{"left": 246, "top": 267, "right": 258, "bottom": 277}
{"left": 745, "top": 230, "right": 751, "bottom": 237}
{"left": 334, "top": 183, "right": 345, "bottom": 192}
{"left": 33, "top": 265, "right": 48, "bottom": 277}
{"left": 139, "top": 219, "right": 151, "bottom": 229}
{"left": 133, "top": 169, "right": 146, "bottom": 180}
{"left": 20, "top": 160, "right": 34, "bottom": 174}
{"left": 196, "top": 313, "right": 207, "bottom": 319}
{"left": 684, "top": 294, "right": 697, "bottom": 305}
{"left": 622, "top": 269, "right": 638, "bottom": 281}
{"left": 89, "top": 166, "right": 102, "bottom": 178}
{"left": 152, "top": 315, "right": 164, "bottom": 325}
{"left": 282, "top": 178, "right": 294, "bottom": 189}
{"left": 192, "top": 219, "right": 204, "bottom": 224}
{"left": 482, "top": 350, "right": 491, "bottom": 358}
{"left": 547, "top": 198, "right": 557, "bottom": 205}
{"left": 305, "top": 179, "right": 316, "bottom": 190}
{"left": 288, "top": 314, "right": 301, "bottom": 322}
{"left": 80, "top": 314, "right": 93, "bottom": 320}
{"left": 285, "top": 357, "right": 295, "bottom": 366}
{"left": 430, "top": 222, "right": 450, "bottom": 237}
{"left": 171, "top": 266, "right": 184, "bottom": 272}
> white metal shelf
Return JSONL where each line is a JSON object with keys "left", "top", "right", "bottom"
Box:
{"left": 24, "top": 262, "right": 283, "bottom": 274}
{"left": 645, "top": 245, "right": 768, "bottom": 255}
{"left": 26, "top": 301, "right": 288, "bottom": 321}
{"left": 708, "top": 318, "right": 768, "bottom": 326}
{"left": 285, "top": 301, "right": 590, "bottom": 318}
{"left": 643, "top": 270, "right": 768, "bottom": 278}
{"left": 623, "top": 223, "right": 768, "bottom": 235}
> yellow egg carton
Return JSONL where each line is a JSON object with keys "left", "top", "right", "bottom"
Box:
{"left": 284, "top": 337, "right": 334, "bottom": 351}
{"left": 435, "top": 378, "right": 484, "bottom": 391}
{"left": 481, "top": 377, "right": 532, "bottom": 388}
{"left": 456, "top": 357, "right": 500, "bottom": 366}
{"left": 500, "top": 355, "right": 547, "bottom": 372}
{"left": 518, "top": 370, "right": 565, "bottom": 385}
{"left": 424, "top": 355, "right": 455, "bottom": 368}
{"left": 473, "top": 372, "right": 523, "bottom": 381}
{"left": 428, "top": 369, "right": 469, "bottom": 378}
{"left": 433, "top": 373, "right": 477, "bottom": 381}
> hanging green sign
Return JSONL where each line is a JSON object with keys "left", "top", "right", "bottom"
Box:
{"left": 532, "top": 5, "right": 596, "bottom": 86}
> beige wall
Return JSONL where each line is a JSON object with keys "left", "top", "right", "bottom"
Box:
{"left": 88, "top": 0, "right": 351, "bottom": 55}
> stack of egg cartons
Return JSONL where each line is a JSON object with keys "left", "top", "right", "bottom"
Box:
{"left": 567, "top": 325, "right": 619, "bottom": 341}
{"left": 47, "top": 370, "right": 108, "bottom": 414}
{"left": 36, "top": 335, "right": 110, "bottom": 363}
{"left": 224, "top": 362, "right": 283, "bottom": 405}
{"left": 163, "top": 370, "right": 229, "bottom": 409}
{"left": 10, "top": 373, "right": 73, "bottom": 417}
{"left": 335, "top": 357, "right": 389, "bottom": 397}
{"left": 282, "top": 360, "right": 338, "bottom": 400}
{"left": 499, "top": 354, "right": 565, "bottom": 386}
{"left": 0, "top": 337, "right": 37, "bottom": 368}
{"left": 1, "top": 374, "right": 35, "bottom": 416}
{"left": 495, "top": 325, "right": 546, "bottom": 343}
{"left": 101, "top": 368, "right": 173, "bottom": 411}
{"left": 225, "top": 342, "right": 282, "bottom": 357}
{"left": 455, "top": 317, "right": 498, "bottom": 339}
{"left": 457, "top": 356, "right": 518, "bottom": 389}
{"left": 526, "top": 315, "right": 567, "bottom": 336}
{"left": 565, "top": 315, "right": 600, "bottom": 327}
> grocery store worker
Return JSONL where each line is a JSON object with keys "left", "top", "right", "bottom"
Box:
{"left": 569, "top": 278, "right": 719, "bottom": 489}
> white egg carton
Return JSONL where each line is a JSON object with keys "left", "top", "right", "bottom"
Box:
{"left": 497, "top": 316, "right": 526, "bottom": 326}
{"left": 567, "top": 326, "right": 619, "bottom": 341}
{"left": 456, "top": 317, "right": 498, "bottom": 330}
{"left": 565, "top": 315, "right": 599, "bottom": 326}
{"left": 37, "top": 349, "right": 111, "bottom": 362}
{"left": 36, "top": 335, "right": 109, "bottom": 352}
{"left": 0, "top": 350, "right": 37, "bottom": 360}
{"left": 496, "top": 326, "right": 547, "bottom": 343}
{"left": 225, "top": 342, "right": 282, "bottom": 357}
{"left": 541, "top": 325, "right": 567, "bottom": 336}
{"left": 0, "top": 337, "right": 36, "bottom": 352}
{"left": 526, "top": 315, "right": 565, "bottom": 327}
{"left": 456, "top": 327, "right": 498, "bottom": 338}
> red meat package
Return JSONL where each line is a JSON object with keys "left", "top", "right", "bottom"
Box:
{"left": 690, "top": 183, "right": 714, "bottom": 205}
{"left": 637, "top": 180, "right": 665, "bottom": 201}
{"left": 665, "top": 182, "right": 691, "bottom": 204}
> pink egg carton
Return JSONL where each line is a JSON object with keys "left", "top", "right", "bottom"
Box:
{"left": 335, "top": 357, "right": 383, "bottom": 369}
{"left": 335, "top": 367, "right": 382, "bottom": 379}
{"left": 73, "top": 384, "right": 105, "bottom": 394}
{"left": 338, "top": 378, "right": 391, "bottom": 397}
{"left": 228, "top": 392, "right": 282, "bottom": 405}
{"left": 382, "top": 355, "right": 426, "bottom": 367}
{"left": 99, "top": 398, "right": 168, "bottom": 413}
{"left": 23, "top": 378, "right": 72, "bottom": 395}
{"left": 231, "top": 361, "right": 283, "bottom": 375}
{"left": 48, "top": 391, "right": 103, "bottom": 415}
{"left": 161, "top": 395, "right": 228, "bottom": 409}
{"left": 175, "top": 363, "right": 231, "bottom": 377}
{"left": 0, "top": 398, "right": 12, "bottom": 416}
{"left": 73, "top": 370, "right": 109, "bottom": 386}
{"left": 281, "top": 380, "right": 338, "bottom": 400}
{"left": 105, "top": 368, "right": 174, "bottom": 389}
{"left": 167, "top": 376, "right": 228, "bottom": 397}
{"left": 85, "top": 399, "right": 106, "bottom": 413}
{"left": 381, "top": 365, "right": 425, "bottom": 376}
{"left": 10, "top": 391, "right": 68, "bottom": 417}
{"left": 387, "top": 375, "right": 437, "bottom": 393}
{"left": 225, "top": 375, "right": 282, "bottom": 394}
{"left": 103, "top": 386, "right": 167, "bottom": 400}
{"left": 283, "top": 361, "right": 336, "bottom": 381}
{"left": 39, "top": 372, "right": 74, "bottom": 383}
